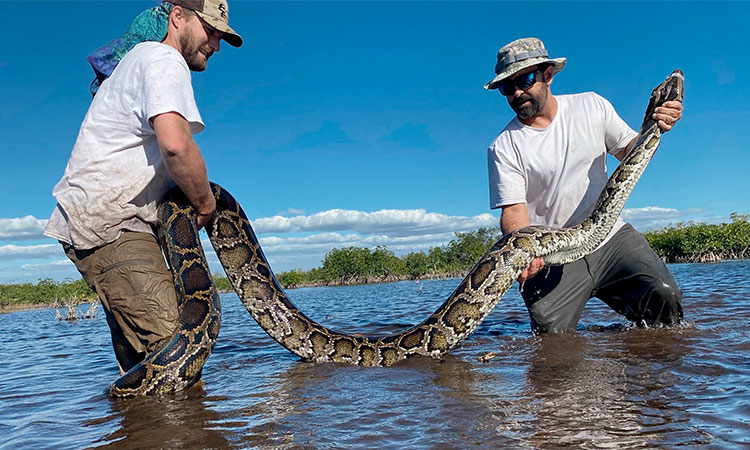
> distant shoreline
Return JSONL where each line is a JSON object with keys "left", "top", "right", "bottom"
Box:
{"left": 0, "top": 272, "right": 463, "bottom": 315}
{"left": 280, "top": 272, "right": 464, "bottom": 289}
{"left": 1, "top": 302, "right": 53, "bottom": 314}
{"left": 3, "top": 258, "right": 747, "bottom": 315}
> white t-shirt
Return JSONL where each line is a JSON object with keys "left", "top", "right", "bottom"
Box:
{"left": 45, "top": 42, "right": 204, "bottom": 249}
{"left": 487, "top": 92, "right": 638, "bottom": 246}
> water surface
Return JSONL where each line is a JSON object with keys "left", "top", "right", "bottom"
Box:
{"left": 2, "top": 261, "right": 749, "bottom": 448}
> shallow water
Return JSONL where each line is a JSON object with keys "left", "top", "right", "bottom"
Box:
{"left": 2, "top": 260, "right": 749, "bottom": 449}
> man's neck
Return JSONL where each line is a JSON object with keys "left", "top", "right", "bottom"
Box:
{"left": 519, "top": 94, "right": 558, "bottom": 129}
{"left": 161, "top": 32, "right": 181, "bottom": 53}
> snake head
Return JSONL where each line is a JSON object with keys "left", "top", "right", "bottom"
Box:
{"left": 659, "top": 69, "right": 684, "bottom": 103}
{"left": 642, "top": 69, "right": 684, "bottom": 128}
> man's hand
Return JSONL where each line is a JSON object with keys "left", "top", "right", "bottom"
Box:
{"left": 197, "top": 212, "right": 214, "bottom": 229}
{"left": 519, "top": 257, "right": 544, "bottom": 283}
{"left": 653, "top": 100, "right": 682, "bottom": 132}
{"left": 500, "top": 203, "right": 546, "bottom": 283}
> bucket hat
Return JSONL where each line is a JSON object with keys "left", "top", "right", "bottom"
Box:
{"left": 167, "top": 0, "right": 243, "bottom": 47}
{"left": 484, "top": 37, "right": 565, "bottom": 90}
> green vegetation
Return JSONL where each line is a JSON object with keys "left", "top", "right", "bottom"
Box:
{"left": 3, "top": 215, "right": 747, "bottom": 310}
{"left": 0, "top": 277, "right": 94, "bottom": 310}
{"left": 275, "top": 227, "right": 505, "bottom": 288}
{"left": 643, "top": 213, "right": 750, "bottom": 263}
{"left": 213, "top": 273, "right": 232, "bottom": 292}
{"left": 0, "top": 274, "right": 235, "bottom": 310}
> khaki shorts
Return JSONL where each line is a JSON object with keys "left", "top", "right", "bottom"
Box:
{"left": 63, "top": 231, "right": 179, "bottom": 373}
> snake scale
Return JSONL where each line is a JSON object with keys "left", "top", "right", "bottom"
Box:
{"left": 107, "top": 70, "right": 683, "bottom": 397}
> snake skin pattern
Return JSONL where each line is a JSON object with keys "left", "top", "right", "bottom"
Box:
{"left": 107, "top": 188, "right": 222, "bottom": 397}
{"left": 107, "top": 70, "right": 683, "bottom": 396}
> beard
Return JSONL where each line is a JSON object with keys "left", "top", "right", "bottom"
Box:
{"left": 179, "top": 29, "right": 212, "bottom": 72}
{"left": 510, "top": 83, "right": 548, "bottom": 120}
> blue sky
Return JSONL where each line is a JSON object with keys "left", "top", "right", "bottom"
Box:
{"left": 1, "top": 1, "right": 748, "bottom": 284}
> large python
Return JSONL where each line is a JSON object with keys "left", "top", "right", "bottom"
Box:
{"left": 107, "top": 70, "right": 683, "bottom": 397}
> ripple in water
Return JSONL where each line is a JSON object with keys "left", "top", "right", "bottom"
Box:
{"left": 1, "top": 261, "right": 748, "bottom": 448}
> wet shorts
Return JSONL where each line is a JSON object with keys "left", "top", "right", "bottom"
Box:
{"left": 63, "top": 231, "right": 179, "bottom": 373}
{"left": 520, "top": 224, "right": 683, "bottom": 333}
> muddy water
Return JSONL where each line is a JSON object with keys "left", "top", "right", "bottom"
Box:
{"left": 1, "top": 260, "right": 748, "bottom": 448}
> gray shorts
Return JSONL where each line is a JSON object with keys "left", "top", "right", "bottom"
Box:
{"left": 63, "top": 231, "right": 179, "bottom": 373}
{"left": 520, "top": 224, "right": 683, "bottom": 333}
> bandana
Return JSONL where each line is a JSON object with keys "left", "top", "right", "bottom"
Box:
{"left": 86, "top": 2, "right": 173, "bottom": 96}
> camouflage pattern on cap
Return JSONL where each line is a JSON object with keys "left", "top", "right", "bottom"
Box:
{"left": 484, "top": 37, "right": 566, "bottom": 90}
{"left": 166, "top": 0, "right": 242, "bottom": 47}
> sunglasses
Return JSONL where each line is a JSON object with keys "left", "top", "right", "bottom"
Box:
{"left": 497, "top": 70, "right": 542, "bottom": 96}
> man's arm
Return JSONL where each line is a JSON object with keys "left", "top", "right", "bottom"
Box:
{"left": 500, "top": 203, "right": 544, "bottom": 283}
{"left": 613, "top": 137, "right": 637, "bottom": 162}
{"left": 152, "top": 112, "right": 215, "bottom": 228}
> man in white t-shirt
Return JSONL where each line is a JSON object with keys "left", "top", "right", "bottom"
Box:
{"left": 485, "top": 38, "right": 684, "bottom": 333}
{"left": 44, "top": 0, "right": 242, "bottom": 373}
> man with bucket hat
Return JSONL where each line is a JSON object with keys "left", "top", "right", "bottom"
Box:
{"left": 44, "top": 0, "right": 243, "bottom": 373}
{"left": 485, "top": 37, "right": 684, "bottom": 333}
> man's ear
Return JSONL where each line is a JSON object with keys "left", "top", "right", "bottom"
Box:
{"left": 169, "top": 5, "right": 186, "bottom": 29}
{"left": 544, "top": 65, "right": 555, "bottom": 85}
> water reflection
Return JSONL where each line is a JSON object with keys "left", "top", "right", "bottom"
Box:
{"left": 519, "top": 327, "right": 700, "bottom": 448}
{"left": 220, "top": 353, "right": 524, "bottom": 448}
{"left": 422, "top": 354, "right": 524, "bottom": 447}
{"left": 93, "top": 386, "right": 230, "bottom": 449}
{"left": 218, "top": 361, "right": 318, "bottom": 448}
{"left": 524, "top": 333, "right": 645, "bottom": 447}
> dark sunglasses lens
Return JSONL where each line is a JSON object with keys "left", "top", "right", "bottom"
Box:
{"left": 520, "top": 71, "right": 537, "bottom": 88}
{"left": 498, "top": 71, "right": 536, "bottom": 95}
{"left": 498, "top": 80, "right": 514, "bottom": 96}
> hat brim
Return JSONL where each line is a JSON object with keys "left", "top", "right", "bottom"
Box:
{"left": 484, "top": 57, "right": 566, "bottom": 90}
{"left": 196, "top": 11, "right": 243, "bottom": 47}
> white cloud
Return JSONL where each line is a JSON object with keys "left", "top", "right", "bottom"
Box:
{"left": 0, "top": 243, "right": 62, "bottom": 261}
{"left": 622, "top": 206, "right": 704, "bottom": 231}
{"left": 621, "top": 206, "right": 684, "bottom": 220}
{"left": 19, "top": 259, "right": 74, "bottom": 270}
{"left": 0, "top": 259, "right": 79, "bottom": 284}
{"left": 253, "top": 209, "right": 497, "bottom": 236}
{"left": 260, "top": 232, "right": 355, "bottom": 246}
{"left": 0, "top": 216, "right": 48, "bottom": 241}
{"left": 275, "top": 207, "right": 306, "bottom": 217}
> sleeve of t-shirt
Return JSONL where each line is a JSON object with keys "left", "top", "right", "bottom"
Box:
{"left": 597, "top": 93, "right": 638, "bottom": 155}
{"left": 141, "top": 58, "right": 205, "bottom": 134}
{"left": 487, "top": 135, "right": 526, "bottom": 210}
